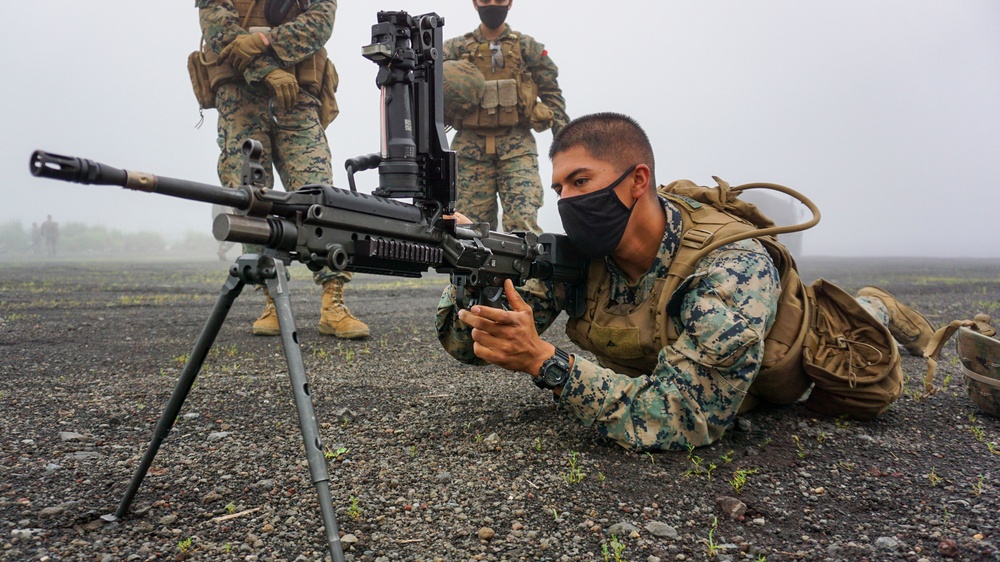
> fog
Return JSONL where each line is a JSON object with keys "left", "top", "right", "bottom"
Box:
{"left": 3, "top": 1, "right": 998, "bottom": 257}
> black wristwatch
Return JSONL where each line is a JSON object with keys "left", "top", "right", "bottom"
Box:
{"left": 535, "top": 347, "right": 572, "bottom": 390}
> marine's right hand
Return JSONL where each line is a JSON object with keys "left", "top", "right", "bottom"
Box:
{"left": 264, "top": 69, "right": 299, "bottom": 112}
{"left": 219, "top": 32, "right": 270, "bottom": 73}
{"left": 443, "top": 211, "right": 473, "bottom": 225}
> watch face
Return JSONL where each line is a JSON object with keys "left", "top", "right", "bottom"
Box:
{"left": 539, "top": 356, "right": 570, "bottom": 388}
{"left": 535, "top": 348, "right": 571, "bottom": 389}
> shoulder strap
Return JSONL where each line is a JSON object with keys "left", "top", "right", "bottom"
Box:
{"left": 657, "top": 177, "right": 818, "bottom": 344}
{"left": 921, "top": 314, "right": 996, "bottom": 394}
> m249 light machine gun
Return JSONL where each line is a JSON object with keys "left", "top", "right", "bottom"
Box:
{"left": 30, "top": 11, "right": 585, "bottom": 560}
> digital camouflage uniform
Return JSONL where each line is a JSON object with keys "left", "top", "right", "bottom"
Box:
{"left": 197, "top": 0, "right": 347, "bottom": 285}
{"left": 437, "top": 195, "right": 892, "bottom": 451}
{"left": 443, "top": 26, "right": 568, "bottom": 233}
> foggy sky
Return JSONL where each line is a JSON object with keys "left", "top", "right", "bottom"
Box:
{"left": 3, "top": 1, "right": 998, "bottom": 257}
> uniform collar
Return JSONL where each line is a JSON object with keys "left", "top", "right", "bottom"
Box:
{"left": 472, "top": 24, "right": 513, "bottom": 42}
{"left": 602, "top": 196, "right": 681, "bottom": 302}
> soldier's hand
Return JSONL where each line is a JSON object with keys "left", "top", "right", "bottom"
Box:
{"left": 458, "top": 279, "right": 553, "bottom": 376}
{"left": 219, "top": 32, "right": 270, "bottom": 73}
{"left": 529, "top": 102, "right": 555, "bottom": 133}
{"left": 264, "top": 69, "right": 300, "bottom": 112}
{"left": 443, "top": 211, "right": 473, "bottom": 225}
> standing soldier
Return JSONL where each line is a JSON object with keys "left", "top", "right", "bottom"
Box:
{"left": 31, "top": 222, "right": 42, "bottom": 254}
{"left": 442, "top": 0, "right": 568, "bottom": 233}
{"left": 40, "top": 215, "right": 59, "bottom": 258}
{"left": 211, "top": 204, "right": 236, "bottom": 262}
{"left": 194, "top": 0, "right": 368, "bottom": 339}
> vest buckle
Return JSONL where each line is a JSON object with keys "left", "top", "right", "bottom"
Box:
{"left": 681, "top": 228, "right": 714, "bottom": 249}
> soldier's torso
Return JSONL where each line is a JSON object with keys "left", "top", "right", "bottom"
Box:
{"left": 231, "top": 0, "right": 303, "bottom": 30}
{"left": 454, "top": 30, "right": 534, "bottom": 131}
{"left": 564, "top": 193, "right": 811, "bottom": 405}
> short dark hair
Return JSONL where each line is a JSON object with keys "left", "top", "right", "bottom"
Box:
{"left": 549, "top": 112, "right": 655, "bottom": 185}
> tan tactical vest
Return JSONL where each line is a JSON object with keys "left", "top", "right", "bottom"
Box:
{"left": 203, "top": 0, "right": 329, "bottom": 97}
{"left": 564, "top": 186, "right": 812, "bottom": 407}
{"left": 458, "top": 32, "right": 538, "bottom": 130}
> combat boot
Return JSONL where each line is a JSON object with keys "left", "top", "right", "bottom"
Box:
{"left": 857, "top": 286, "right": 934, "bottom": 356}
{"left": 319, "top": 279, "right": 369, "bottom": 339}
{"left": 252, "top": 289, "right": 281, "bottom": 336}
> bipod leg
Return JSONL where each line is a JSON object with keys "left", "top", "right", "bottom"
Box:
{"left": 266, "top": 260, "right": 345, "bottom": 562}
{"left": 111, "top": 261, "right": 247, "bottom": 521}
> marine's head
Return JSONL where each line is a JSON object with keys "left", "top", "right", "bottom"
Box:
{"left": 473, "top": 0, "right": 512, "bottom": 30}
{"left": 549, "top": 113, "right": 657, "bottom": 259}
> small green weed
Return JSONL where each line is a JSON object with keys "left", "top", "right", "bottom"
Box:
{"left": 563, "top": 451, "right": 586, "bottom": 485}
{"left": 324, "top": 446, "right": 349, "bottom": 461}
{"left": 927, "top": 467, "right": 942, "bottom": 487}
{"left": 702, "top": 517, "right": 720, "bottom": 557}
{"left": 601, "top": 534, "right": 626, "bottom": 562}
{"left": 793, "top": 435, "right": 806, "bottom": 458}
{"left": 177, "top": 537, "right": 194, "bottom": 552}
{"left": 348, "top": 495, "right": 361, "bottom": 520}
{"left": 972, "top": 474, "right": 986, "bottom": 496}
{"left": 729, "top": 467, "right": 759, "bottom": 494}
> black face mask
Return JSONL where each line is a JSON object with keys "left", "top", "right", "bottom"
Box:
{"left": 478, "top": 5, "right": 509, "bottom": 30}
{"left": 557, "top": 165, "right": 638, "bottom": 259}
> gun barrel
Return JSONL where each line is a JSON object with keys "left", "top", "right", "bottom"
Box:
{"left": 31, "top": 150, "right": 127, "bottom": 186}
{"left": 31, "top": 150, "right": 251, "bottom": 210}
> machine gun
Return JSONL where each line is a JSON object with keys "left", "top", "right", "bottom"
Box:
{"left": 30, "top": 11, "right": 585, "bottom": 561}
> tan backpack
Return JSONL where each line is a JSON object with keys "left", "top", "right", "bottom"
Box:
{"left": 659, "top": 178, "right": 905, "bottom": 419}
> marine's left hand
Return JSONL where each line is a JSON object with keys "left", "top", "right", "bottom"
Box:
{"left": 458, "top": 279, "right": 554, "bottom": 377}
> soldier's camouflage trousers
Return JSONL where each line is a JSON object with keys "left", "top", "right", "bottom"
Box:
{"left": 456, "top": 154, "right": 543, "bottom": 233}
{"left": 214, "top": 81, "right": 349, "bottom": 285}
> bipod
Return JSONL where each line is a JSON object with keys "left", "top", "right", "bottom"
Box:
{"left": 106, "top": 254, "right": 346, "bottom": 561}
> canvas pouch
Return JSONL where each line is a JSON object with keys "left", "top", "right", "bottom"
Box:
{"left": 802, "top": 279, "right": 903, "bottom": 419}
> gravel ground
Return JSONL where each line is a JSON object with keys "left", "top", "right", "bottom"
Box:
{"left": 1, "top": 256, "right": 998, "bottom": 562}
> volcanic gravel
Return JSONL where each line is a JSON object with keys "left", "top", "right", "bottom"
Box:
{"left": 1, "top": 256, "right": 998, "bottom": 562}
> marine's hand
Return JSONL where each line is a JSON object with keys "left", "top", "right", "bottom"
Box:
{"left": 458, "top": 279, "right": 554, "bottom": 376}
{"left": 219, "top": 32, "right": 270, "bottom": 73}
{"left": 264, "top": 69, "right": 300, "bottom": 112}
{"left": 443, "top": 211, "right": 473, "bottom": 225}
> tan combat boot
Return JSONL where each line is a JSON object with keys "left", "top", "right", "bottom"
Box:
{"left": 252, "top": 289, "right": 281, "bottom": 336}
{"left": 857, "top": 286, "right": 934, "bottom": 356}
{"left": 319, "top": 279, "right": 369, "bottom": 339}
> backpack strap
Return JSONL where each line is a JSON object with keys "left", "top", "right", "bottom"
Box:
{"left": 921, "top": 314, "right": 996, "bottom": 394}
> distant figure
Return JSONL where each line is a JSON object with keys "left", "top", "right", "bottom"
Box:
{"left": 211, "top": 204, "right": 236, "bottom": 261}
{"left": 442, "top": 0, "right": 569, "bottom": 233}
{"left": 31, "top": 222, "right": 42, "bottom": 254}
{"left": 40, "top": 215, "right": 59, "bottom": 258}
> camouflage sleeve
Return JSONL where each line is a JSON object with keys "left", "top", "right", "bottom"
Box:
{"left": 198, "top": 1, "right": 244, "bottom": 58}
{"left": 245, "top": 0, "right": 336, "bottom": 83}
{"left": 435, "top": 279, "right": 567, "bottom": 366}
{"left": 520, "top": 35, "right": 568, "bottom": 135}
{"left": 197, "top": 0, "right": 336, "bottom": 84}
{"left": 557, "top": 241, "right": 780, "bottom": 452}
{"left": 442, "top": 36, "right": 463, "bottom": 62}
